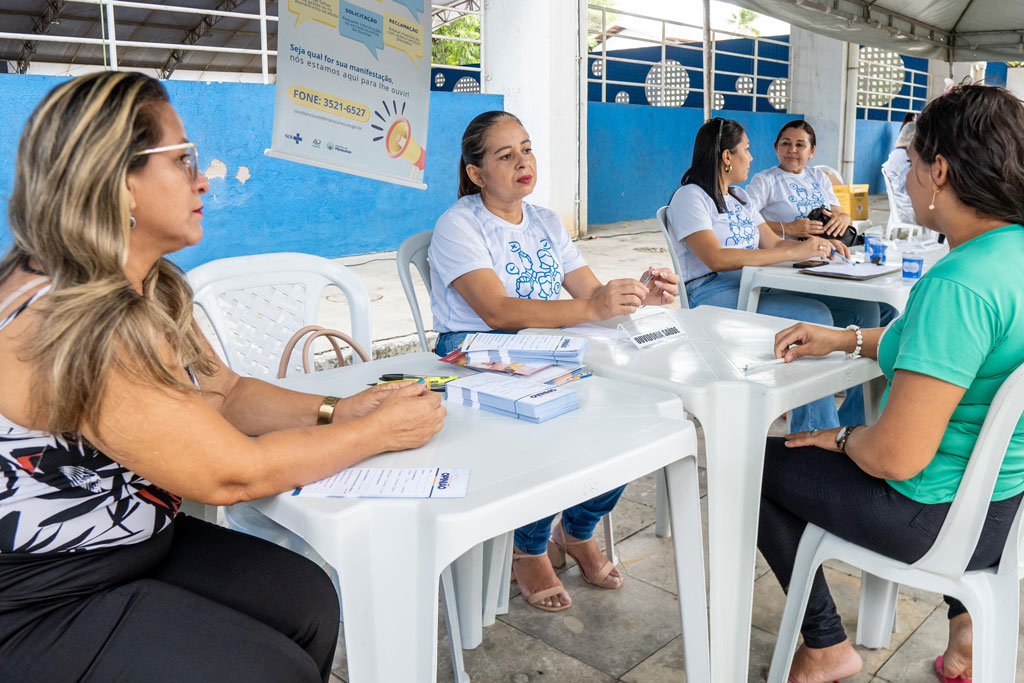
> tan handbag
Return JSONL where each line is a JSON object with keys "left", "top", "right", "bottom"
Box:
{"left": 277, "top": 325, "right": 371, "bottom": 379}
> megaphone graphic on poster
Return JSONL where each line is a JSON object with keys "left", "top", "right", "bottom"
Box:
{"left": 384, "top": 118, "right": 425, "bottom": 170}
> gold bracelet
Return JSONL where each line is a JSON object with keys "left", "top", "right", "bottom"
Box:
{"left": 317, "top": 396, "right": 341, "bottom": 425}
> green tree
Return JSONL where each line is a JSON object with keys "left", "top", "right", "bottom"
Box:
{"left": 588, "top": 0, "right": 617, "bottom": 51}
{"left": 728, "top": 8, "right": 760, "bottom": 37}
{"left": 431, "top": 14, "right": 481, "bottom": 66}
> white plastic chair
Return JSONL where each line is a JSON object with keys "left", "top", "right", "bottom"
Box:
{"left": 813, "top": 164, "right": 844, "bottom": 186}
{"left": 187, "top": 253, "right": 373, "bottom": 376}
{"left": 768, "top": 363, "right": 1024, "bottom": 683}
{"left": 188, "top": 253, "right": 469, "bottom": 682}
{"left": 397, "top": 230, "right": 434, "bottom": 353}
{"left": 880, "top": 170, "right": 931, "bottom": 242}
{"left": 656, "top": 206, "right": 690, "bottom": 310}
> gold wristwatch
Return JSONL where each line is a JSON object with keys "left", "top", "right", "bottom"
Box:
{"left": 317, "top": 396, "right": 341, "bottom": 425}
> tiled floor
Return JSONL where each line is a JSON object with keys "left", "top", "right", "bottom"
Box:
{"left": 320, "top": 197, "right": 1020, "bottom": 681}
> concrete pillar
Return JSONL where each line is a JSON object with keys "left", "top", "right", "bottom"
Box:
{"left": 482, "top": 0, "right": 585, "bottom": 237}
{"left": 789, "top": 26, "right": 846, "bottom": 171}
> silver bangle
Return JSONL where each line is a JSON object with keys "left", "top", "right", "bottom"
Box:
{"left": 846, "top": 325, "right": 863, "bottom": 359}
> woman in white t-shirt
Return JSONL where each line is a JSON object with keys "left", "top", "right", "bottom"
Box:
{"left": 743, "top": 120, "right": 890, "bottom": 426}
{"left": 746, "top": 120, "right": 852, "bottom": 240}
{"left": 666, "top": 117, "right": 869, "bottom": 433}
{"left": 428, "top": 111, "right": 679, "bottom": 613}
{"left": 881, "top": 122, "right": 917, "bottom": 225}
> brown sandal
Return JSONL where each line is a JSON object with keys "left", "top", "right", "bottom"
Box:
{"left": 547, "top": 520, "right": 623, "bottom": 589}
{"left": 512, "top": 548, "right": 572, "bottom": 612}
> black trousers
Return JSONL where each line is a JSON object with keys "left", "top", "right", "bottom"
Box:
{"left": 0, "top": 514, "right": 340, "bottom": 682}
{"left": 757, "top": 437, "right": 1022, "bottom": 648}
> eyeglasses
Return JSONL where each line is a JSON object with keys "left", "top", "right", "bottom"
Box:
{"left": 135, "top": 142, "right": 199, "bottom": 183}
{"left": 712, "top": 117, "right": 725, "bottom": 152}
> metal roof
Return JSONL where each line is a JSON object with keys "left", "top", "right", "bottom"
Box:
{"left": 736, "top": 0, "right": 1024, "bottom": 63}
{"left": 1, "top": 1, "right": 278, "bottom": 75}
{"left": 0, "top": 0, "right": 477, "bottom": 76}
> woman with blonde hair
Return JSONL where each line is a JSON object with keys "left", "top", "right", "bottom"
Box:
{"left": 0, "top": 71, "right": 445, "bottom": 681}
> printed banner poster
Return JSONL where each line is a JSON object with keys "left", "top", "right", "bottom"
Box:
{"left": 269, "top": 0, "right": 431, "bottom": 189}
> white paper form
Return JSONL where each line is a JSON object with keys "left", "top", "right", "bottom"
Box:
{"left": 461, "top": 333, "right": 562, "bottom": 353}
{"left": 292, "top": 467, "right": 470, "bottom": 499}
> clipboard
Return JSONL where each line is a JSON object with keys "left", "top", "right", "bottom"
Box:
{"left": 799, "top": 262, "right": 901, "bottom": 280}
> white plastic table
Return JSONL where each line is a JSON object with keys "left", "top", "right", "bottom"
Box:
{"left": 240, "top": 352, "right": 708, "bottom": 683}
{"left": 525, "top": 307, "right": 885, "bottom": 683}
{"left": 737, "top": 243, "right": 948, "bottom": 314}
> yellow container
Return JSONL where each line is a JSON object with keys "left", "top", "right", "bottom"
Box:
{"left": 833, "top": 184, "right": 870, "bottom": 220}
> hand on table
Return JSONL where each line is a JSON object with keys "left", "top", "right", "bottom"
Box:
{"left": 784, "top": 427, "right": 842, "bottom": 451}
{"left": 639, "top": 267, "right": 679, "bottom": 306}
{"left": 589, "top": 279, "right": 648, "bottom": 320}
{"left": 774, "top": 322, "right": 849, "bottom": 362}
{"left": 827, "top": 238, "right": 851, "bottom": 260}
{"left": 791, "top": 235, "right": 837, "bottom": 261}
{"left": 336, "top": 380, "right": 419, "bottom": 421}
{"left": 370, "top": 381, "right": 446, "bottom": 451}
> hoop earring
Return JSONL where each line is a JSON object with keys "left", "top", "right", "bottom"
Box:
{"left": 129, "top": 216, "right": 136, "bottom": 230}
{"left": 725, "top": 164, "right": 732, "bottom": 173}
{"left": 929, "top": 187, "right": 939, "bottom": 211}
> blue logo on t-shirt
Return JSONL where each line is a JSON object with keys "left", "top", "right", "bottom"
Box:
{"left": 725, "top": 203, "right": 758, "bottom": 248}
{"left": 505, "top": 239, "right": 562, "bottom": 300}
{"left": 787, "top": 182, "right": 828, "bottom": 218}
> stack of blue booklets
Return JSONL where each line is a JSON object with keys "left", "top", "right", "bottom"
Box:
{"left": 444, "top": 373, "right": 580, "bottom": 423}
{"left": 459, "top": 333, "right": 588, "bottom": 366}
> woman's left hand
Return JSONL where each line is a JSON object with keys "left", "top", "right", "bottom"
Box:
{"left": 334, "top": 380, "right": 419, "bottom": 421}
{"left": 827, "top": 238, "right": 851, "bottom": 260}
{"left": 784, "top": 427, "right": 842, "bottom": 451}
{"left": 639, "top": 267, "right": 679, "bottom": 306}
{"left": 821, "top": 208, "right": 852, "bottom": 237}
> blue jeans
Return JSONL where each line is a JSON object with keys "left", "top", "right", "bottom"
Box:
{"left": 514, "top": 486, "right": 627, "bottom": 555}
{"left": 686, "top": 270, "right": 880, "bottom": 432}
{"left": 435, "top": 330, "right": 625, "bottom": 552}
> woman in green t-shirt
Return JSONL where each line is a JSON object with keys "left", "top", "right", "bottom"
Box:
{"left": 757, "top": 84, "right": 1024, "bottom": 683}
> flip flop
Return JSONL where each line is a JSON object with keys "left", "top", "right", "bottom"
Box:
{"left": 935, "top": 655, "right": 972, "bottom": 683}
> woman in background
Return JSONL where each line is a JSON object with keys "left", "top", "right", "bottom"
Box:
{"left": 666, "top": 117, "right": 868, "bottom": 433}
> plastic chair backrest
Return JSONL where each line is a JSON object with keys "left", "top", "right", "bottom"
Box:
{"left": 656, "top": 206, "right": 689, "bottom": 309}
{"left": 879, "top": 169, "right": 931, "bottom": 241}
{"left": 913, "top": 362, "right": 1024, "bottom": 578}
{"left": 814, "top": 164, "right": 844, "bottom": 186}
{"left": 397, "top": 230, "right": 433, "bottom": 353}
{"left": 187, "top": 253, "right": 373, "bottom": 377}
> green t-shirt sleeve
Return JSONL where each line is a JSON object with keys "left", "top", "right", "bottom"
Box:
{"left": 893, "top": 276, "right": 1000, "bottom": 388}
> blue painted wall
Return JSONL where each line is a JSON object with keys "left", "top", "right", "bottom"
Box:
{"left": 587, "top": 102, "right": 801, "bottom": 225}
{"left": 0, "top": 75, "right": 502, "bottom": 270}
{"left": 853, "top": 119, "right": 901, "bottom": 194}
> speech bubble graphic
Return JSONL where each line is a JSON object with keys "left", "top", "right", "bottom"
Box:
{"left": 338, "top": 1, "right": 385, "bottom": 59}
{"left": 288, "top": 0, "right": 339, "bottom": 27}
{"left": 383, "top": 12, "right": 423, "bottom": 65}
{"left": 391, "top": 0, "right": 425, "bottom": 21}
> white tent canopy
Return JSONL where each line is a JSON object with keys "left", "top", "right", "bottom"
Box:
{"left": 736, "top": 0, "right": 1024, "bottom": 63}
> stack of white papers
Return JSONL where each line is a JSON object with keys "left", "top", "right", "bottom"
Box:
{"left": 459, "top": 333, "right": 588, "bottom": 366}
{"left": 445, "top": 373, "right": 580, "bottom": 423}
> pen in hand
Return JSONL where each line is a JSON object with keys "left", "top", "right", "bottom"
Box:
{"left": 830, "top": 248, "right": 854, "bottom": 266}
